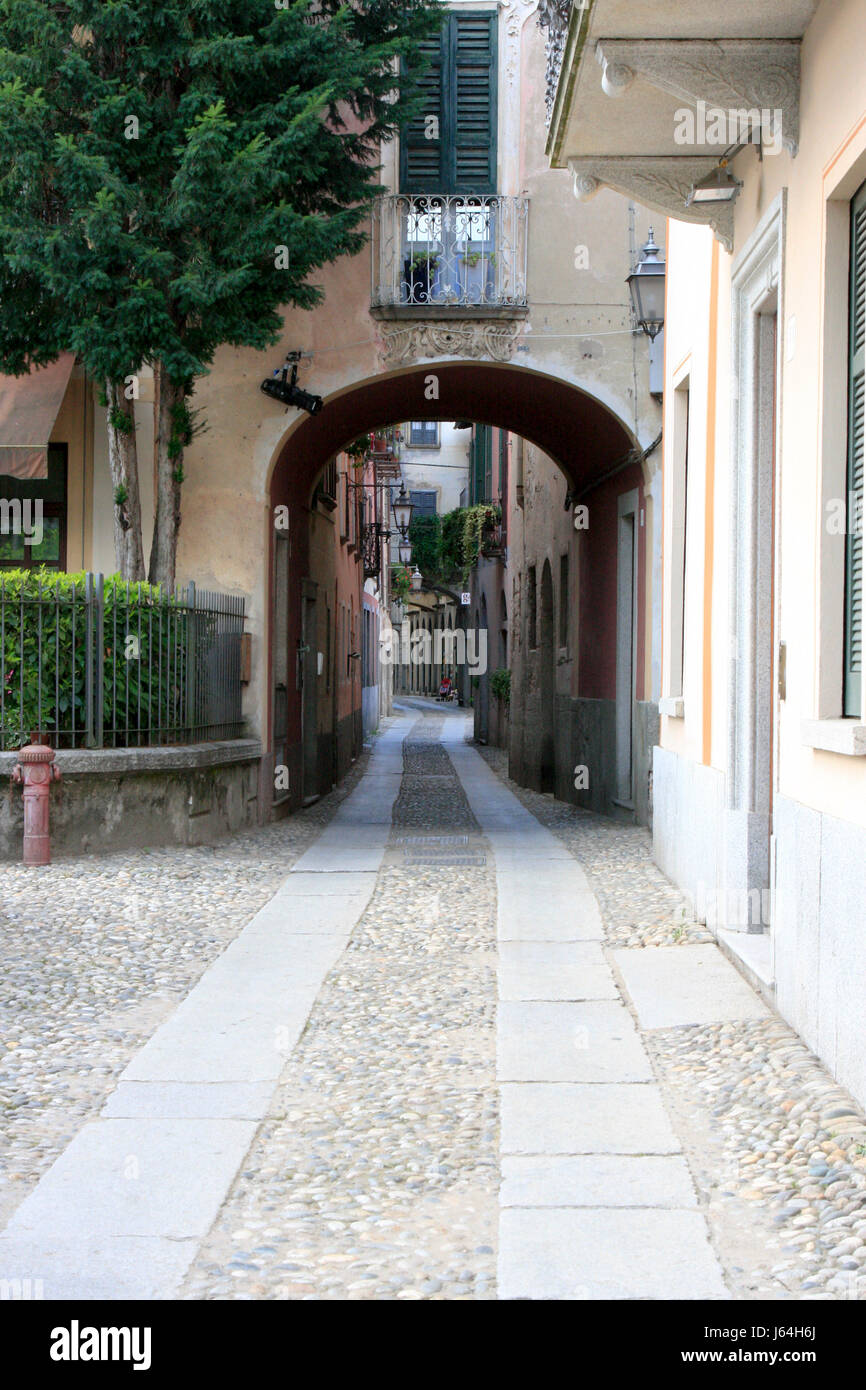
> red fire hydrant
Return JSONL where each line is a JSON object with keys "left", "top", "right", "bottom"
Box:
{"left": 12, "top": 743, "right": 61, "bottom": 866}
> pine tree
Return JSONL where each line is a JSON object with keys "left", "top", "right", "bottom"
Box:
{"left": 0, "top": 0, "right": 441, "bottom": 584}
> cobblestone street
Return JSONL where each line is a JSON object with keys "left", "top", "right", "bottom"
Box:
{"left": 1, "top": 703, "right": 865, "bottom": 1300}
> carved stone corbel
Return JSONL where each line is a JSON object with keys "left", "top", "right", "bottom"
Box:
{"left": 595, "top": 39, "right": 800, "bottom": 156}
{"left": 568, "top": 156, "right": 736, "bottom": 253}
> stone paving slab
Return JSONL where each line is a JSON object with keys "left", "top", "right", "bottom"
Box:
{"left": 497, "top": 1001, "right": 653, "bottom": 1082}
{"left": 500, "top": 1082, "right": 681, "bottom": 1155}
{"left": 265, "top": 870, "right": 377, "bottom": 897}
{"left": 613, "top": 944, "right": 771, "bottom": 1030}
{"left": 499, "top": 1208, "right": 728, "bottom": 1300}
{"left": 497, "top": 942, "right": 617, "bottom": 1001}
{"left": 3, "top": 1118, "right": 257, "bottom": 1240}
{"left": 500, "top": 1154, "right": 699, "bottom": 1209}
{"left": 0, "top": 1233, "right": 198, "bottom": 1301}
{"left": 102, "top": 1081, "right": 274, "bottom": 1119}
{"left": 245, "top": 894, "right": 370, "bottom": 936}
{"left": 497, "top": 873, "right": 603, "bottom": 941}
{"left": 290, "top": 831, "right": 390, "bottom": 874}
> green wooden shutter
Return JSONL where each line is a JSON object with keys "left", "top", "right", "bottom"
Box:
{"left": 400, "top": 14, "right": 497, "bottom": 194}
{"left": 400, "top": 34, "right": 445, "bottom": 192}
{"left": 844, "top": 181, "right": 866, "bottom": 716}
{"left": 451, "top": 13, "right": 497, "bottom": 194}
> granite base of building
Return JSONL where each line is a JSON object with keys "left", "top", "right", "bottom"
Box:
{"left": 653, "top": 747, "right": 866, "bottom": 1111}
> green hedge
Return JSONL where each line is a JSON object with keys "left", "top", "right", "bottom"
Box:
{"left": 0, "top": 569, "right": 192, "bottom": 750}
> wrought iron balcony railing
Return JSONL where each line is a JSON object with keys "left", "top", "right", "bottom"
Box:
{"left": 371, "top": 194, "right": 529, "bottom": 311}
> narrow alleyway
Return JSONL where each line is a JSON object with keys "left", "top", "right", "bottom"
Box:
{"left": 1, "top": 705, "right": 866, "bottom": 1300}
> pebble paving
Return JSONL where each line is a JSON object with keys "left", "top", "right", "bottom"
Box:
{"left": 0, "top": 756, "right": 369, "bottom": 1231}
{"left": 181, "top": 716, "right": 499, "bottom": 1300}
{"left": 4, "top": 709, "right": 866, "bottom": 1300}
{"left": 478, "top": 741, "right": 866, "bottom": 1301}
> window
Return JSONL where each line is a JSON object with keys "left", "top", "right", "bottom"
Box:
{"left": 559, "top": 553, "right": 569, "bottom": 648}
{"left": 471, "top": 424, "right": 492, "bottom": 504}
{"left": 0, "top": 444, "right": 67, "bottom": 570}
{"left": 410, "top": 489, "right": 437, "bottom": 518}
{"left": 844, "top": 180, "right": 866, "bottom": 716}
{"left": 498, "top": 430, "right": 509, "bottom": 541}
{"left": 400, "top": 13, "right": 497, "bottom": 194}
{"left": 409, "top": 421, "right": 439, "bottom": 448}
{"left": 527, "top": 565, "right": 537, "bottom": 649}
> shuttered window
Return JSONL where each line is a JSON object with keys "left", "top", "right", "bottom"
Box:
{"left": 400, "top": 13, "right": 497, "bottom": 194}
{"left": 471, "top": 424, "right": 492, "bottom": 504}
{"left": 844, "top": 181, "right": 866, "bottom": 716}
{"left": 410, "top": 489, "right": 437, "bottom": 517}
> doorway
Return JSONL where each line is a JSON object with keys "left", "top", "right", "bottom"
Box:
{"left": 727, "top": 197, "right": 783, "bottom": 935}
{"left": 615, "top": 489, "right": 639, "bottom": 809}
{"left": 300, "top": 578, "right": 319, "bottom": 804}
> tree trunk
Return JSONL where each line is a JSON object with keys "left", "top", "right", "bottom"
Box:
{"left": 104, "top": 378, "right": 145, "bottom": 581}
{"left": 148, "top": 361, "right": 188, "bottom": 591}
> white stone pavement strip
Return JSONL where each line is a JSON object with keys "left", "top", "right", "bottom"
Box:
{"left": 613, "top": 944, "right": 770, "bottom": 1030}
{"left": 441, "top": 719, "right": 729, "bottom": 1300}
{"left": 0, "top": 717, "right": 412, "bottom": 1300}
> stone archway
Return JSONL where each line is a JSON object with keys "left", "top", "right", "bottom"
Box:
{"left": 265, "top": 358, "right": 638, "bottom": 807}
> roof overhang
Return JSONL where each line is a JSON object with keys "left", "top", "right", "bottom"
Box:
{"left": 547, "top": 0, "right": 817, "bottom": 250}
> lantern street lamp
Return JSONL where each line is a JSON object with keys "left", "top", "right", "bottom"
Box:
{"left": 392, "top": 484, "right": 414, "bottom": 538}
{"left": 626, "top": 228, "right": 666, "bottom": 341}
{"left": 397, "top": 539, "right": 412, "bottom": 566}
{"left": 410, "top": 567, "right": 423, "bottom": 593}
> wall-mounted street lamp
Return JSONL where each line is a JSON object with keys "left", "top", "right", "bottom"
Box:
{"left": 410, "top": 567, "right": 423, "bottom": 593}
{"left": 392, "top": 484, "right": 415, "bottom": 537}
{"left": 397, "top": 539, "right": 413, "bottom": 565}
{"left": 626, "top": 229, "right": 666, "bottom": 342}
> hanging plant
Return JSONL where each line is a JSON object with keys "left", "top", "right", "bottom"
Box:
{"left": 391, "top": 563, "right": 411, "bottom": 603}
{"left": 345, "top": 434, "right": 371, "bottom": 468}
{"left": 460, "top": 503, "right": 501, "bottom": 577}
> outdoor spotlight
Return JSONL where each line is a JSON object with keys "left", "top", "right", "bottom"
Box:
{"left": 686, "top": 161, "right": 743, "bottom": 206}
{"left": 261, "top": 353, "right": 323, "bottom": 415}
{"left": 626, "top": 228, "right": 666, "bottom": 342}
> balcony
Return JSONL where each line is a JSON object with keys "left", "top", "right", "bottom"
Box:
{"left": 370, "top": 194, "right": 529, "bottom": 318}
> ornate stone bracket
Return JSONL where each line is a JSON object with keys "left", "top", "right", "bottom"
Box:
{"left": 377, "top": 320, "right": 523, "bottom": 366}
{"left": 568, "top": 155, "right": 736, "bottom": 253}
{"left": 594, "top": 39, "right": 801, "bottom": 156}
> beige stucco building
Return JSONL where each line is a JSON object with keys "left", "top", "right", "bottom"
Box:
{"left": 550, "top": 0, "right": 866, "bottom": 1106}
{"left": 2, "top": 0, "right": 663, "bottom": 845}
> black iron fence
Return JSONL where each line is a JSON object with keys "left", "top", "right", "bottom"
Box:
{"left": 0, "top": 572, "right": 246, "bottom": 751}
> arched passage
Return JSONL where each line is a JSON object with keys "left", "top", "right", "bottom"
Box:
{"left": 265, "top": 359, "right": 642, "bottom": 814}
{"left": 268, "top": 360, "right": 636, "bottom": 505}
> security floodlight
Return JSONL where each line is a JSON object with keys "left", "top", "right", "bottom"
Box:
{"left": 686, "top": 162, "right": 742, "bottom": 206}
{"left": 261, "top": 354, "right": 323, "bottom": 415}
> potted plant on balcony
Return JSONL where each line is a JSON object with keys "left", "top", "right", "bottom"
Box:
{"left": 456, "top": 248, "right": 495, "bottom": 304}
{"left": 402, "top": 250, "right": 440, "bottom": 305}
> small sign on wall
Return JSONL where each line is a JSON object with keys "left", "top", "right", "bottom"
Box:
{"left": 460, "top": 592, "right": 471, "bottom": 606}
